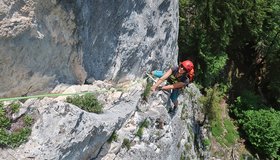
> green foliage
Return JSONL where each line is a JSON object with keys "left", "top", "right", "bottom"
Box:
{"left": 179, "top": 0, "right": 280, "bottom": 104}
{"left": 10, "top": 102, "right": 20, "bottom": 113}
{"left": 199, "top": 85, "right": 223, "bottom": 121}
{"left": 224, "top": 119, "right": 239, "bottom": 146}
{"left": 8, "top": 128, "right": 31, "bottom": 148}
{"left": 142, "top": 81, "right": 153, "bottom": 101}
{"left": 179, "top": 0, "right": 280, "bottom": 158}
{"left": 135, "top": 127, "right": 143, "bottom": 138}
{"left": 24, "top": 115, "right": 33, "bottom": 127}
{"left": 0, "top": 129, "right": 9, "bottom": 146}
{"left": 0, "top": 103, "right": 33, "bottom": 148}
{"left": 0, "top": 116, "right": 11, "bottom": 129}
{"left": 107, "top": 131, "right": 118, "bottom": 143}
{"left": 136, "top": 119, "right": 149, "bottom": 138}
{"left": 211, "top": 120, "right": 223, "bottom": 138}
{"left": 231, "top": 90, "right": 266, "bottom": 122}
{"left": 180, "top": 153, "right": 186, "bottom": 160}
{"left": 122, "top": 138, "right": 131, "bottom": 150}
{"left": 0, "top": 107, "right": 11, "bottom": 129}
{"left": 0, "top": 125, "right": 32, "bottom": 148}
{"left": 200, "top": 85, "right": 239, "bottom": 146}
{"left": 203, "top": 55, "right": 228, "bottom": 86}
{"left": 66, "top": 94, "right": 103, "bottom": 113}
{"left": 202, "top": 138, "right": 211, "bottom": 148}
{"left": 231, "top": 91, "right": 280, "bottom": 158}
{"left": 242, "top": 109, "right": 280, "bottom": 159}
{"left": 179, "top": 0, "right": 233, "bottom": 86}
{"left": 217, "top": 82, "right": 231, "bottom": 95}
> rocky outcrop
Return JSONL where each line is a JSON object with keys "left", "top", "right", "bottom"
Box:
{"left": 0, "top": 80, "right": 143, "bottom": 160}
{"left": 0, "top": 0, "right": 178, "bottom": 98}
{"left": 100, "top": 83, "right": 204, "bottom": 160}
{"left": 0, "top": 80, "right": 207, "bottom": 160}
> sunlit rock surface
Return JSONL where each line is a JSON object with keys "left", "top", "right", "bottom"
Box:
{"left": 0, "top": 0, "right": 178, "bottom": 97}
{"left": 0, "top": 80, "right": 207, "bottom": 160}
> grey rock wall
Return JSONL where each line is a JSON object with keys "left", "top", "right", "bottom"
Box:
{"left": 0, "top": 0, "right": 85, "bottom": 97}
{"left": 0, "top": 0, "right": 178, "bottom": 97}
{"left": 76, "top": 0, "right": 178, "bottom": 81}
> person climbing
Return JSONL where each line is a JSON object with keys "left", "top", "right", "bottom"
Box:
{"left": 150, "top": 60, "right": 194, "bottom": 114}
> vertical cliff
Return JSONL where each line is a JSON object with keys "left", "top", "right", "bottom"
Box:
{"left": 76, "top": 0, "right": 178, "bottom": 81}
{"left": 0, "top": 0, "right": 178, "bottom": 98}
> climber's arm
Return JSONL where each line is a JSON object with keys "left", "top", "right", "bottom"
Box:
{"left": 151, "top": 69, "right": 172, "bottom": 91}
{"left": 161, "top": 82, "right": 186, "bottom": 90}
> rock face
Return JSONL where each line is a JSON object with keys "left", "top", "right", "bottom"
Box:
{"left": 0, "top": 0, "right": 178, "bottom": 97}
{"left": 0, "top": 1, "right": 206, "bottom": 160}
{"left": 0, "top": 80, "right": 207, "bottom": 160}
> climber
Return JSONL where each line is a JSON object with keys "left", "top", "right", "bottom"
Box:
{"left": 150, "top": 60, "right": 194, "bottom": 114}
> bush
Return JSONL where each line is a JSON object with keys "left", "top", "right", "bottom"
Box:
{"left": 242, "top": 109, "right": 280, "bottom": 159}
{"left": 66, "top": 94, "right": 103, "bottom": 113}
{"left": 0, "top": 103, "right": 33, "bottom": 148}
{"left": 24, "top": 115, "right": 33, "bottom": 127}
{"left": 10, "top": 102, "right": 20, "bottom": 113}
{"left": 230, "top": 90, "right": 265, "bottom": 121}
{"left": 231, "top": 90, "right": 280, "bottom": 158}
{"left": 8, "top": 128, "right": 31, "bottom": 148}
{"left": 0, "top": 107, "right": 11, "bottom": 129}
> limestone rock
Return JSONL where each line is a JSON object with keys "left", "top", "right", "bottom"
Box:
{"left": 0, "top": 0, "right": 178, "bottom": 98}
{"left": 0, "top": 80, "right": 143, "bottom": 160}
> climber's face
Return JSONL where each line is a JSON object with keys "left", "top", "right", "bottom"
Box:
{"left": 179, "top": 64, "right": 187, "bottom": 73}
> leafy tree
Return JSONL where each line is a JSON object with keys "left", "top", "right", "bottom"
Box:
{"left": 242, "top": 109, "right": 280, "bottom": 159}
{"left": 227, "top": 0, "right": 280, "bottom": 107}
{"left": 179, "top": 0, "right": 280, "bottom": 158}
{"left": 179, "top": 0, "right": 280, "bottom": 106}
{"left": 179, "top": 0, "right": 235, "bottom": 86}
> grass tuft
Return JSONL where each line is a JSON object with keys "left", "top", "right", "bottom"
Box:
{"left": 66, "top": 93, "right": 103, "bottom": 113}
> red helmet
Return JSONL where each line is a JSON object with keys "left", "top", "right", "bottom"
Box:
{"left": 180, "top": 60, "right": 194, "bottom": 72}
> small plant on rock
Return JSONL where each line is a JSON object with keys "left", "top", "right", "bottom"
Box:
{"left": 107, "top": 131, "right": 118, "bottom": 143}
{"left": 202, "top": 138, "right": 211, "bottom": 149}
{"left": 0, "top": 103, "right": 33, "bottom": 148}
{"left": 0, "top": 107, "right": 11, "bottom": 129}
{"left": 24, "top": 115, "right": 33, "bottom": 127}
{"left": 141, "top": 81, "right": 153, "bottom": 102}
{"left": 9, "top": 128, "right": 31, "bottom": 148}
{"left": 10, "top": 102, "right": 20, "bottom": 114}
{"left": 66, "top": 93, "right": 103, "bottom": 113}
{"left": 136, "top": 119, "right": 149, "bottom": 138}
{"left": 122, "top": 138, "right": 131, "bottom": 150}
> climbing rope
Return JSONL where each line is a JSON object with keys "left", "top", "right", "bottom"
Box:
{"left": 0, "top": 69, "right": 162, "bottom": 103}
{"left": 0, "top": 79, "right": 145, "bottom": 102}
{"left": 0, "top": 92, "right": 94, "bottom": 102}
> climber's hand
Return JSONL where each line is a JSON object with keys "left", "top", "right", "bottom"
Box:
{"left": 151, "top": 85, "right": 157, "bottom": 92}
